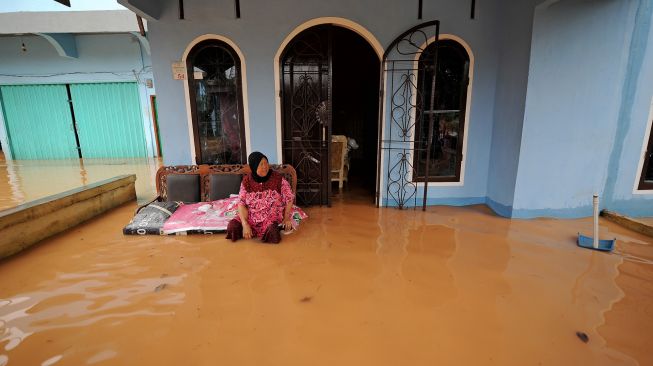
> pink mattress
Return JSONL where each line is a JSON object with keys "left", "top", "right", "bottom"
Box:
{"left": 162, "top": 196, "right": 307, "bottom": 235}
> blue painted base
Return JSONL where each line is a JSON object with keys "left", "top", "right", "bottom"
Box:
{"left": 382, "top": 196, "right": 486, "bottom": 208}
{"left": 381, "top": 196, "right": 652, "bottom": 219}
{"left": 577, "top": 233, "right": 615, "bottom": 252}
{"left": 511, "top": 206, "right": 595, "bottom": 219}
{"left": 485, "top": 197, "right": 513, "bottom": 217}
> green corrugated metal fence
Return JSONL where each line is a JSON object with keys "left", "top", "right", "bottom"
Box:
{"left": 70, "top": 82, "right": 147, "bottom": 158}
{"left": 0, "top": 82, "right": 148, "bottom": 160}
{"left": 0, "top": 84, "right": 79, "bottom": 159}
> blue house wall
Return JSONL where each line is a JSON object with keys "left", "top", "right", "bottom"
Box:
{"left": 485, "top": 0, "right": 537, "bottom": 216}
{"left": 139, "top": 0, "right": 652, "bottom": 217}
{"left": 147, "top": 0, "right": 522, "bottom": 203}
{"left": 511, "top": 0, "right": 653, "bottom": 218}
{"left": 605, "top": 0, "right": 653, "bottom": 217}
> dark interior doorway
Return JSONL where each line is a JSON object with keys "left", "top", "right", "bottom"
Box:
{"left": 280, "top": 24, "right": 380, "bottom": 206}
{"left": 331, "top": 27, "right": 380, "bottom": 200}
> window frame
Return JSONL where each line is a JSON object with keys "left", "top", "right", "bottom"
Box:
{"left": 412, "top": 39, "right": 470, "bottom": 183}
{"left": 185, "top": 39, "right": 247, "bottom": 165}
{"left": 638, "top": 119, "right": 653, "bottom": 190}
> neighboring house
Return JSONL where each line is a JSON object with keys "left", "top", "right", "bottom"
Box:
{"left": 118, "top": 0, "right": 652, "bottom": 218}
{"left": 0, "top": 9, "right": 160, "bottom": 160}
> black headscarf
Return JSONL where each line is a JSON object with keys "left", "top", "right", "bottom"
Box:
{"left": 248, "top": 151, "right": 271, "bottom": 183}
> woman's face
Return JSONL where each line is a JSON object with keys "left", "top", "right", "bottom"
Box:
{"left": 257, "top": 158, "right": 269, "bottom": 177}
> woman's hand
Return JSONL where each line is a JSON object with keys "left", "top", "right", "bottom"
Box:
{"left": 282, "top": 201, "right": 294, "bottom": 232}
{"left": 238, "top": 204, "right": 251, "bottom": 239}
{"left": 243, "top": 222, "right": 253, "bottom": 239}
{"left": 282, "top": 217, "right": 293, "bottom": 231}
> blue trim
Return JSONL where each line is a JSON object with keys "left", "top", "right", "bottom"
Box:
{"left": 382, "top": 196, "right": 485, "bottom": 208}
{"left": 485, "top": 197, "right": 513, "bottom": 218}
{"left": 380, "top": 196, "right": 651, "bottom": 219}
{"left": 510, "top": 206, "right": 594, "bottom": 219}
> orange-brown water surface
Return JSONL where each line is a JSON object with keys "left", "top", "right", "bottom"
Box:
{"left": 0, "top": 152, "right": 160, "bottom": 210}
{"left": 0, "top": 157, "right": 652, "bottom": 365}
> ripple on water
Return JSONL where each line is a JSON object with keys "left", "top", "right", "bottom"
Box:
{"left": 41, "top": 355, "right": 62, "bottom": 366}
{"left": 0, "top": 273, "right": 185, "bottom": 354}
{"left": 87, "top": 350, "right": 117, "bottom": 364}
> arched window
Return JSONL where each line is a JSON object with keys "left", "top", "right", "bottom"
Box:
{"left": 186, "top": 40, "right": 246, "bottom": 164}
{"left": 414, "top": 39, "right": 470, "bottom": 182}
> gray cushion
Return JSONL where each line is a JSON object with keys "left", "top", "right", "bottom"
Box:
{"left": 208, "top": 174, "right": 242, "bottom": 201}
{"left": 123, "top": 201, "right": 181, "bottom": 235}
{"left": 166, "top": 174, "right": 200, "bottom": 202}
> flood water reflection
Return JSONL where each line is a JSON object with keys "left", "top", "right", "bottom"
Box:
{"left": 0, "top": 155, "right": 652, "bottom": 365}
{"left": 0, "top": 152, "right": 160, "bottom": 210}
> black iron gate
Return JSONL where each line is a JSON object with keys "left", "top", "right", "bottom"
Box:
{"left": 377, "top": 21, "right": 440, "bottom": 210}
{"left": 281, "top": 25, "right": 332, "bottom": 206}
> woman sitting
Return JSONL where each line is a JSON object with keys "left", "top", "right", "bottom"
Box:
{"left": 226, "top": 152, "right": 294, "bottom": 244}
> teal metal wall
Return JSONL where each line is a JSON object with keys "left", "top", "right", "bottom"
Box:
{"left": 70, "top": 82, "right": 147, "bottom": 158}
{"left": 0, "top": 84, "right": 79, "bottom": 159}
{"left": 0, "top": 82, "right": 148, "bottom": 159}
{"left": 0, "top": 33, "right": 156, "bottom": 160}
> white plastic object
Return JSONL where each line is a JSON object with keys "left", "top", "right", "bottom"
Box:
{"left": 593, "top": 194, "right": 599, "bottom": 249}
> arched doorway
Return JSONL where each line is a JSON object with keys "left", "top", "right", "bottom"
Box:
{"left": 186, "top": 39, "right": 247, "bottom": 164}
{"left": 280, "top": 25, "right": 380, "bottom": 206}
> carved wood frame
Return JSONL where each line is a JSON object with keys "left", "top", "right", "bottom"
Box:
{"left": 154, "top": 164, "right": 298, "bottom": 202}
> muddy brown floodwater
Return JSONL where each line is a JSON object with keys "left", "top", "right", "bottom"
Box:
{"left": 0, "top": 153, "right": 160, "bottom": 210}
{"left": 0, "top": 155, "right": 652, "bottom": 365}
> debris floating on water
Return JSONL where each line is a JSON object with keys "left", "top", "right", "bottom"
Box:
{"left": 576, "top": 331, "right": 589, "bottom": 343}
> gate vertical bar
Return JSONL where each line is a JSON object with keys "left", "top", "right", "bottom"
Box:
{"left": 385, "top": 60, "right": 395, "bottom": 207}
{"left": 326, "top": 25, "right": 333, "bottom": 207}
{"left": 375, "top": 64, "right": 385, "bottom": 207}
{"left": 422, "top": 22, "right": 439, "bottom": 211}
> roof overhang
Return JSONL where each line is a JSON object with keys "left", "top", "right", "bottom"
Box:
{"left": 117, "top": 0, "right": 160, "bottom": 21}
{"left": 0, "top": 10, "right": 146, "bottom": 34}
{"left": 0, "top": 10, "right": 150, "bottom": 58}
